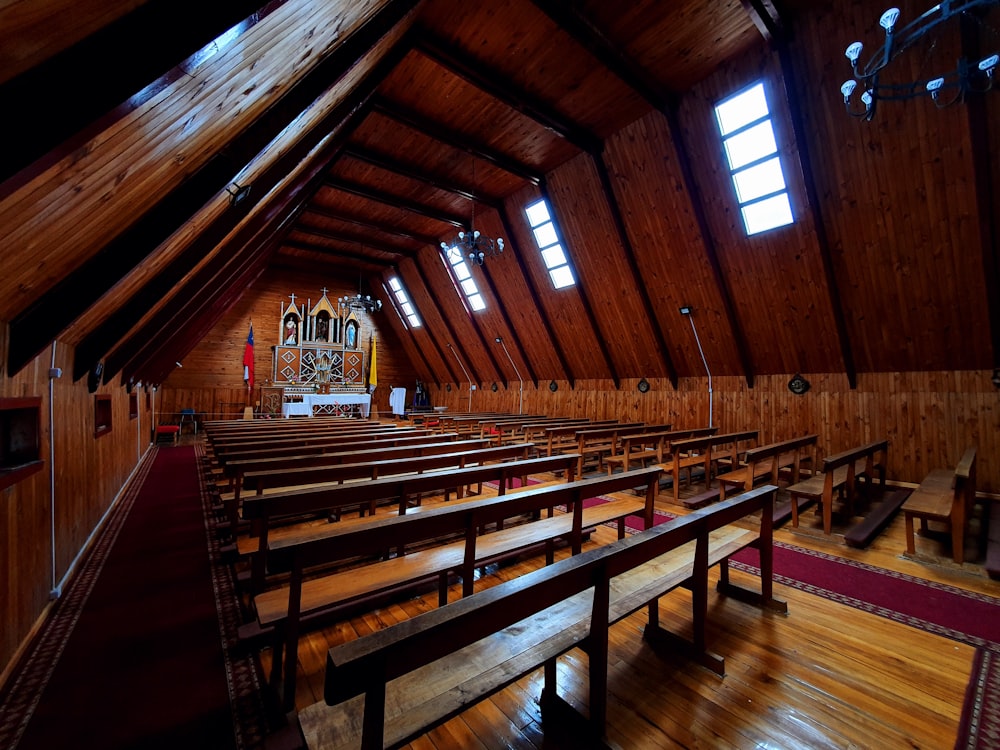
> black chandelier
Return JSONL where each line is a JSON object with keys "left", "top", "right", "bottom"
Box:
{"left": 438, "top": 157, "right": 504, "bottom": 266}
{"left": 840, "top": 1, "right": 999, "bottom": 120}
{"left": 440, "top": 230, "right": 505, "bottom": 267}
{"left": 338, "top": 270, "right": 381, "bottom": 314}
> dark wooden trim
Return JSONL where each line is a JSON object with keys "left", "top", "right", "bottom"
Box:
{"left": 0, "top": 396, "right": 43, "bottom": 492}
{"left": 413, "top": 30, "right": 602, "bottom": 155}
{"left": 663, "top": 103, "right": 756, "bottom": 388}
{"left": 472, "top": 257, "right": 540, "bottom": 389}
{"left": 774, "top": 22, "right": 857, "bottom": 386}
{"left": 593, "top": 153, "right": 679, "bottom": 388}
{"left": 495, "top": 206, "right": 575, "bottom": 387}
{"left": 304, "top": 206, "right": 439, "bottom": 246}
{"left": 0, "top": 0, "right": 283, "bottom": 196}
{"left": 325, "top": 178, "right": 467, "bottom": 228}
{"left": 343, "top": 147, "right": 497, "bottom": 204}
{"left": 8, "top": 0, "right": 420, "bottom": 377}
{"left": 372, "top": 99, "right": 544, "bottom": 185}
{"left": 539, "top": 180, "right": 619, "bottom": 388}
{"left": 285, "top": 237, "right": 405, "bottom": 265}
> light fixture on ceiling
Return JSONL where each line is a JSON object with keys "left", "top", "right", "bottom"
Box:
{"left": 226, "top": 182, "right": 252, "bottom": 207}
{"left": 840, "top": 2, "right": 999, "bottom": 120}
{"left": 339, "top": 268, "right": 382, "bottom": 314}
{"left": 439, "top": 158, "right": 504, "bottom": 267}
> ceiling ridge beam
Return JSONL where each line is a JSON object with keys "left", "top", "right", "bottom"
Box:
{"left": 325, "top": 178, "right": 467, "bottom": 228}
{"left": 372, "top": 99, "right": 545, "bottom": 184}
{"left": 413, "top": 31, "right": 603, "bottom": 155}
{"left": 9, "top": 0, "right": 418, "bottom": 377}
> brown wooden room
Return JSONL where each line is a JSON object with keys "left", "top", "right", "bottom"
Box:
{"left": 1, "top": 1, "right": 999, "bottom": 749}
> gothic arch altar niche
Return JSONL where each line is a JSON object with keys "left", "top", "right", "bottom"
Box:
{"left": 272, "top": 289, "right": 371, "bottom": 416}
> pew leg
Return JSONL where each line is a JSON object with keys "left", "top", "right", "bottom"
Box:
{"left": 360, "top": 683, "right": 387, "bottom": 750}
{"left": 904, "top": 513, "right": 917, "bottom": 554}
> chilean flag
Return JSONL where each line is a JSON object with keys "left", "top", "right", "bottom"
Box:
{"left": 243, "top": 322, "right": 254, "bottom": 389}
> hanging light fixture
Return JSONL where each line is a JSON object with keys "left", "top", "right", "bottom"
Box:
{"left": 439, "top": 158, "right": 504, "bottom": 266}
{"left": 840, "top": 1, "right": 999, "bottom": 120}
{"left": 338, "top": 267, "right": 382, "bottom": 314}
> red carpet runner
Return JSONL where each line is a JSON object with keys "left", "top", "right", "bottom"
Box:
{"left": 0, "top": 446, "right": 239, "bottom": 750}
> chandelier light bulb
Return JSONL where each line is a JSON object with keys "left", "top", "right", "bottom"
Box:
{"left": 473, "top": 230, "right": 481, "bottom": 239}
{"left": 841, "top": 80, "right": 857, "bottom": 101}
{"left": 879, "top": 8, "right": 900, "bottom": 33}
{"left": 980, "top": 54, "right": 999, "bottom": 74}
{"left": 497, "top": 238, "right": 504, "bottom": 250}
{"left": 926, "top": 77, "right": 944, "bottom": 99}
{"left": 861, "top": 90, "right": 873, "bottom": 109}
{"left": 846, "top": 42, "right": 863, "bottom": 63}
{"left": 458, "top": 231, "right": 465, "bottom": 240}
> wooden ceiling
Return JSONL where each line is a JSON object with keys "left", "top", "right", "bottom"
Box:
{"left": 1, "top": 0, "right": 998, "bottom": 389}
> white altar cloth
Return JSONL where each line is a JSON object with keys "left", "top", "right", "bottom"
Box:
{"left": 282, "top": 392, "right": 371, "bottom": 418}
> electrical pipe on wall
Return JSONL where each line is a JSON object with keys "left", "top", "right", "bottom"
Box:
{"left": 447, "top": 343, "right": 474, "bottom": 412}
{"left": 680, "top": 307, "right": 713, "bottom": 429}
{"left": 495, "top": 337, "right": 523, "bottom": 414}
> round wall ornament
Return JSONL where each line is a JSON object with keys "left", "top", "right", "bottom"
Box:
{"left": 446, "top": 383, "right": 452, "bottom": 392}
{"left": 637, "top": 378, "right": 650, "bottom": 393}
{"left": 788, "top": 374, "right": 811, "bottom": 395}
{"left": 491, "top": 382, "right": 498, "bottom": 392}
{"left": 549, "top": 380, "right": 558, "bottom": 392}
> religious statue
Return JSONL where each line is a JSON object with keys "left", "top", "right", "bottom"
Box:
{"left": 284, "top": 318, "right": 297, "bottom": 345}
{"left": 346, "top": 321, "right": 357, "bottom": 349}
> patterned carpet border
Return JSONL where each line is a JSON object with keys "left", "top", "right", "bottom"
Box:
{"left": 0, "top": 447, "right": 157, "bottom": 750}
{"left": 194, "top": 442, "right": 270, "bottom": 750}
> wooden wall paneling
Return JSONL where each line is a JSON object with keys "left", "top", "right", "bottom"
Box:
{"left": 377, "top": 274, "right": 438, "bottom": 388}
{"left": 791, "top": 1, "right": 992, "bottom": 374}
{"left": 603, "top": 111, "right": 745, "bottom": 380}
{"left": 677, "top": 47, "right": 841, "bottom": 377}
{"left": 1, "top": 339, "right": 146, "bottom": 688}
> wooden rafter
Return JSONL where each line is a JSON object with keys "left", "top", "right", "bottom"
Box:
{"left": 9, "top": 0, "right": 419, "bottom": 377}
{"left": 325, "top": 178, "right": 467, "bottom": 228}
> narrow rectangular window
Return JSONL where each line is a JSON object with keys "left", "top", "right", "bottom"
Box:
{"left": 715, "top": 81, "right": 794, "bottom": 236}
{"left": 386, "top": 276, "right": 422, "bottom": 329}
{"left": 525, "top": 198, "right": 575, "bottom": 289}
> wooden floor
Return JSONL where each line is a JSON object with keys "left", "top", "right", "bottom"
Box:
{"left": 250, "top": 471, "right": 999, "bottom": 749}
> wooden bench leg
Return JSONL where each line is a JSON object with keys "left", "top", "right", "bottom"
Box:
{"left": 904, "top": 512, "right": 917, "bottom": 555}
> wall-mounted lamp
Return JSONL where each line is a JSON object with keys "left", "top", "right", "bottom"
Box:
{"left": 175, "top": 361, "right": 183, "bottom": 369}
{"left": 992, "top": 368, "right": 1000, "bottom": 388}
{"left": 226, "top": 182, "right": 251, "bottom": 207}
{"left": 495, "top": 336, "right": 524, "bottom": 415}
{"left": 680, "top": 306, "right": 713, "bottom": 428}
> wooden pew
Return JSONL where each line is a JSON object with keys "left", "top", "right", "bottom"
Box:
{"left": 786, "top": 439, "right": 888, "bottom": 535}
{"left": 256, "top": 467, "right": 663, "bottom": 709}
{"left": 663, "top": 430, "right": 758, "bottom": 505}
{"left": 573, "top": 422, "right": 668, "bottom": 476}
{"left": 603, "top": 426, "right": 712, "bottom": 476}
{"left": 716, "top": 434, "right": 817, "bottom": 501}
{"left": 295, "top": 484, "right": 784, "bottom": 749}
{"left": 239, "top": 452, "right": 581, "bottom": 594}
{"left": 544, "top": 420, "right": 619, "bottom": 457}
{"left": 902, "top": 446, "right": 978, "bottom": 563}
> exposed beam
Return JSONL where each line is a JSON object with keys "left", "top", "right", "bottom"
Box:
{"left": 473, "top": 257, "right": 540, "bottom": 389}
{"left": 325, "top": 178, "right": 467, "bottom": 228}
{"left": 494, "top": 206, "right": 576, "bottom": 387}
{"left": 378, "top": 274, "right": 440, "bottom": 387}
{"left": 593, "top": 153, "right": 679, "bottom": 388}
{"left": 342, "top": 146, "right": 500, "bottom": 205}
{"left": 291, "top": 224, "right": 416, "bottom": 258}
{"left": 399, "top": 262, "right": 464, "bottom": 386}
{"left": 771, "top": 13, "right": 857, "bottom": 387}
{"left": 0, "top": 0, "right": 278, "bottom": 194}
{"left": 740, "top": 0, "right": 783, "bottom": 42}
{"left": 527, "top": 0, "right": 672, "bottom": 111}
{"left": 372, "top": 99, "right": 544, "bottom": 185}
{"left": 304, "top": 206, "right": 440, "bottom": 246}
{"left": 539, "top": 180, "right": 619, "bottom": 388}
{"left": 413, "top": 30, "right": 603, "bottom": 155}
{"left": 283, "top": 240, "right": 396, "bottom": 267}
{"left": 8, "top": 0, "right": 419, "bottom": 377}
{"left": 663, "top": 102, "right": 756, "bottom": 388}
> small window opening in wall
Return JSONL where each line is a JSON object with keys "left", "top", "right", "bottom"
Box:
{"left": 386, "top": 276, "right": 422, "bottom": 329}
{"left": 129, "top": 393, "right": 138, "bottom": 420}
{"left": 525, "top": 198, "right": 575, "bottom": 289}
{"left": 94, "top": 395, "right": 112, "bottom": 438}
{"left": 0, "top": 397, "right": 43, "bottom": 491}
{"left": 714, "top": 80, "right": 794, "bottom": 236}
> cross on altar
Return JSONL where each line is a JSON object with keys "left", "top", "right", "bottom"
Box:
{"left": 289, "top": 293, "right": 296, "bottom": 306}
{"left": 320, "top": 287, "right": 328, "bottom": 296}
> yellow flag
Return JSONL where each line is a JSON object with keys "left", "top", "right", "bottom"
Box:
{"left": 368, "top": 334, "right": 378, "bottom": 392}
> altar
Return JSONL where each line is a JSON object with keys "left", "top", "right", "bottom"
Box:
{"left": 281, "top": 392, "right": 371, "bottom": 418}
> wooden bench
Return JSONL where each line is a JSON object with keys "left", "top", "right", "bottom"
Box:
{"left": 256, "top": 467, "right": 663, "bottom": 709}
{"left": 785, "top": 440, "right": 887, "bottom": 535}
{"left": 603, "top": 426, "right": 716, "bottom": 476}
{"left": 986, "top": 500, "right": 1000, "bottom": 579}
{"left": 573, "top": 422, "right": 666, "bottom": 476}
{"left": 902, "top": 447, "right": 978, "bottom": 563}
{"left": 238, "top": 451, "right": 579, "bottom": 594}
{"left": 662, "top": 430, "right": 758, "bottom": 505}
{"left": 717, "top": 434, "right": 817, "bottom": 501}
{"left": 295, "top": 484, "right": 784, "bottom": 749}
{"left": 543, "top": 420, "right": 619, "bottom": 457}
